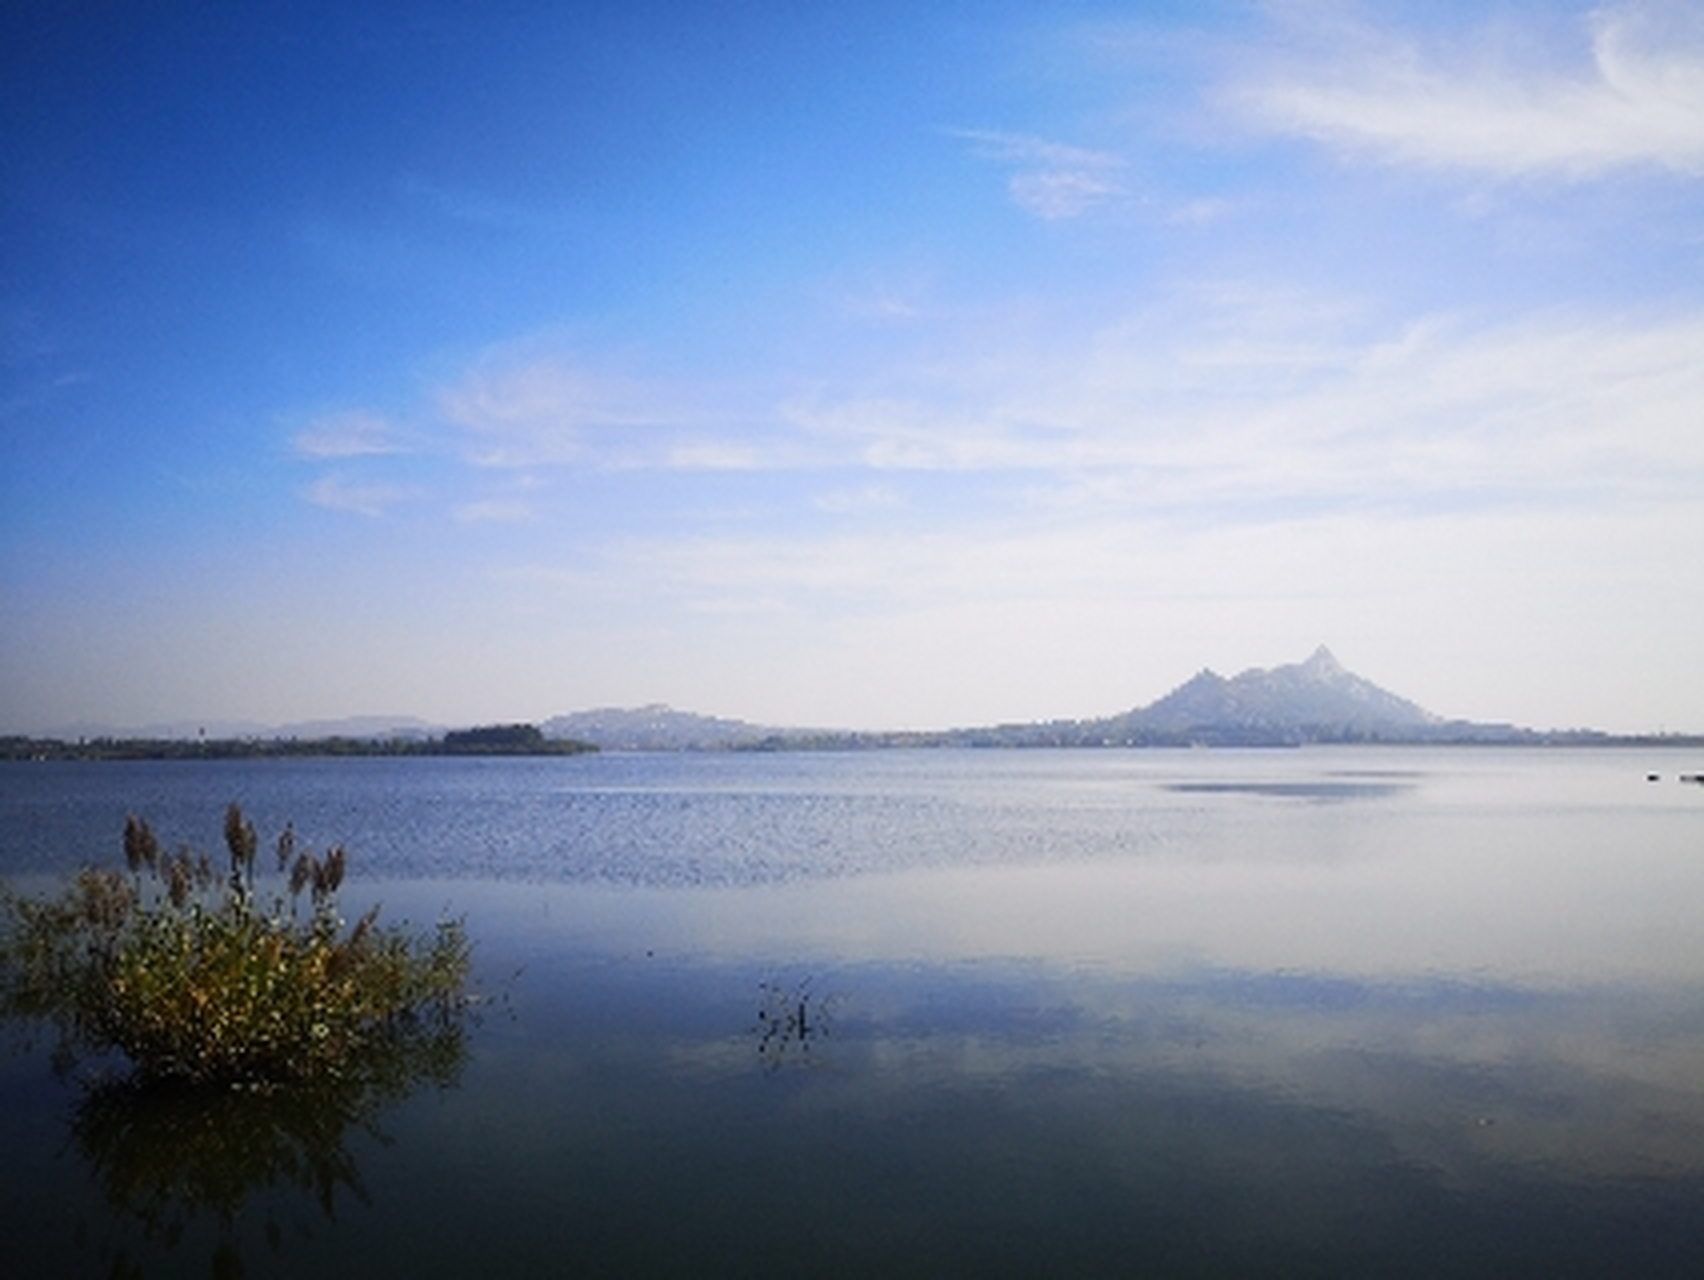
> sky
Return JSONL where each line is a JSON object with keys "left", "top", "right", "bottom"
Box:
{"left": 3, "top": 0, "right": 1702, "bottom": 736}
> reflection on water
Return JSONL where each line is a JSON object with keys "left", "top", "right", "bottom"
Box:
{"left": 1164, "top": 778, "right": 1412, "bottom": 801}
{"left": 47, "top": 1021, "right": 466, "bottom": 1277}
{"left": 753, "top": 974, "right": 838, "bottom": 1072}
{"left": 7, "top": 930, "right": 1704, "bottom": 1274}
{"left": 3, "top": 747, "right": 1704, "bottom": 1275}
{"left": 355, "top": 946, "right": 1704, "bottom": 1277}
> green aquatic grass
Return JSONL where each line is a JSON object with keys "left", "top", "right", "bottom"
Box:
{"left": 0, "top": 804, "right": 468, "bottom": 1085}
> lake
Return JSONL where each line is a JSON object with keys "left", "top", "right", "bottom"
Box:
{"left": 3, "top": 746, "right": 1704, "bottom": 1277}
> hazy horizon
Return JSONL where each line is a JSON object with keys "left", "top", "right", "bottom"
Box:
{"left": 5, "top": 2, "right": 1702, "bottom": 737}
{"left": 16, "top": 645, "right": 1689, "bottom": 742}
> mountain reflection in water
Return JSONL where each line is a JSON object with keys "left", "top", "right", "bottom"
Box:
{"left": 2, "top": 747, "right": 1702, "bottom": 1275}
{"left": 1164, "top": 778, "right": 1412, "bottom": 801}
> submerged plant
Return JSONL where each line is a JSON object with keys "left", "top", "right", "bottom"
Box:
{"left": 70, "top": 1022, "right": 466, "bottom": 1275}
{"left": 0, "top": 805, "right": 468, "bottom": 1086}
{"left": 754, "top": 974, "right": 837, "bottom": 1072}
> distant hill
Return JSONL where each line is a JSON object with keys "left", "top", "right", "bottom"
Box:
{"left": 540, "top": 649, "right": 1619, "bottom": 750}
{"left": 971, "top": 646, "right": 1588, "bottom": 747}
{"left": 1070, "top": 645, "right": 1467, "bottom": 745}
{"left": 23, "top": 650, "right": 1683, "bottom": 756}
{"left": 541, "top": 705, "right": 785, "bottom": 751}
{"left": 1132, "top": 646, "right": 1436, "bottom": 735}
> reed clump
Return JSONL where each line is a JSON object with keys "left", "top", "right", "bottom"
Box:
{"left": 0, "top": 805, "right": 468, "bottom": 1085}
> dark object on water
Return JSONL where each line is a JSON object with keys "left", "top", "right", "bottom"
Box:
{"left": 1681, "top": 774, "right": 1704, "bottom": 786}
{"left": 1647, "top": 774, "right": 1661, "bottom": 782}
{"left": 755, "top": 976, "right": 834, "bottom": 1072}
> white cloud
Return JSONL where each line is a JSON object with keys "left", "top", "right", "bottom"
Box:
{"left": 291, "top": 409, "right": 406, "bottom": 459}
{"left": 454, "top": 500, "right": 535, "bottom": 523}
{"left": 1007, "top": 168, "right": 1126, "bottom": 220}
{"left": 839, "top": 285, "right": 926, "bottom": 322}
{"left": 292, "top": 291, "right": 1704, "bottom": 536}
{"left": 814, "top": 484, "right": 901, "bottom": 515}
{"left": 1168, "top": 197, "right": 1236, "bottom": 225}
{"left": 780, "top": 292, "right": 1704, "bottom": 516}
{"left": 665, "top": 441, "right": 789, "bottom": 471}
{"left": 954, "top": 129, "right": 1127, "bottom": 218}
{"left": 436, "top": 340, "right": 826, "bottom": 475}
{"left": 1231, "top": 1, "right": 1704, "bottom": 178}
{"left": 301, "top": 474, "right": 417, "bottom": 517}
{"left": 785, "top": 394, "right": 1070, "bottom": 472}
{"left": 438, "top": 352, "right": 674, "bottom": 467}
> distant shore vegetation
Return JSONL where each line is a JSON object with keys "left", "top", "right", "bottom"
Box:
{"left": 0, "top": 723, "right": 597, "bottom": 762}
{"left": 5, "top": 727, "right": 1704, "bottom": 761}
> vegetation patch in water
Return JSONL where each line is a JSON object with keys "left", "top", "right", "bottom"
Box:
{"left": 0, "top": 804, "right": 468, "bottom": 1086}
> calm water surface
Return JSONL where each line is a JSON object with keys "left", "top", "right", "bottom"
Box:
{"left": 3, "top": 747, "right": 1703, "bottom": 1277}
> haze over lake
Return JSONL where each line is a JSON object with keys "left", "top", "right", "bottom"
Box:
{"left": 4, "top": 746, "right": 1702, "bottom": 1276}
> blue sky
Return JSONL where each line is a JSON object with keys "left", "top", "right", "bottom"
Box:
{"left": 4, "top": 0, "right": 1702, "bottom": 735}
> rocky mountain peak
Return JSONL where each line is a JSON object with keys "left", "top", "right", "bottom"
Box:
{"left": 1130, "top": 648, "right": 1438, "bottom": 739}
{"left": 1300, "top": 645, "right": 1343, "bottom": 677}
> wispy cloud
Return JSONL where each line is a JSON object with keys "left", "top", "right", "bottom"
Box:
{"left": 1230, "top": 1, "right": 1704, "bottom": 178}
{"left": 664, "top": 440, "right": 791, "bottom": 471}
{"left": 834, "top": 275, "right": 935, "bottom": 323}
{"left": 954, "top": 129, "right": 1127, "bottom": 218}
{"left": 296, "top": 292, "right": 1704, "bottom": 529}
{"left": 438, "top": 353, "right": 673, "bottom": 467}
{"left": 785, "top": 394, "right": 1068, "bottom": 472}
{"left": 1167, "top": 197, "right": 1236, "bottom": 226}
{"left": 291, "top": 409, "right": 408, "bottom": 459}
{"left": 814, "top": 484, "right": 901, "bottom": 515}
{"left": 779, "top": 291, "right": 1704, "bottom": 514}
{"left": 301, "top": 474, "right": 418, "bottom": 517}
{"left": 454, "top": 499, "right": 535, "bottom": 523}
{"left": 434, "top": 339, "right": 817, "bottom": 474}
{"left": 397, "top": 175, "right": 564, "bottom": 234}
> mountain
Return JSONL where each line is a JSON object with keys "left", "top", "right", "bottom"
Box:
{"left": 272, "top": 715, "right": 441, "bottom": 741}
{"left": 28, "top": 649, "right": 1640, "bottom": 753}
{"left": 541, "top": 705, "right": 783, "bottom": 751}
{"left": 571, "top": 648, "right": 1585, "bottom": 750}
{"left": 1106, "top": 646, "right": 1442, "bottom": 743}
{"left": 540, "top": 650, "right": 1516, "bottom": 750}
